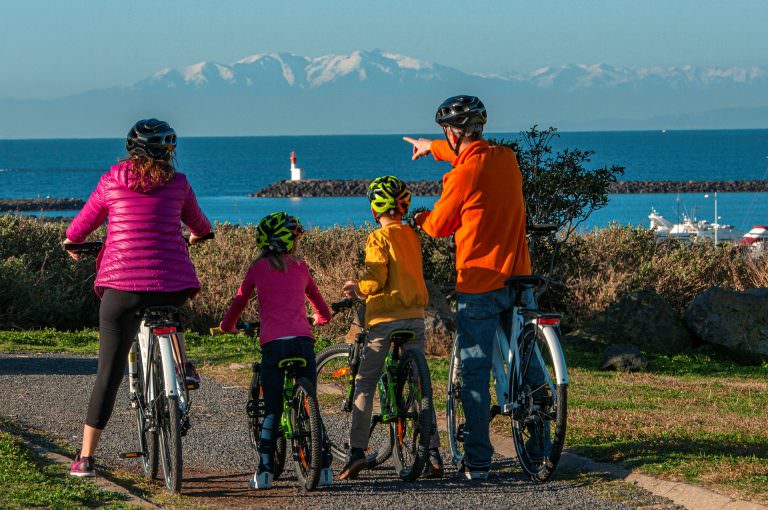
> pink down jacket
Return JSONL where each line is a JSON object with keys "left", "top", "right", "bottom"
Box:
{"left": 66, "top": 160, "right": 212, "bottom": 297}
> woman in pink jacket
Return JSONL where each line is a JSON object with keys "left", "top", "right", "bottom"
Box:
{"left": 64, "top": 119, "right": 212, "bottom": 477}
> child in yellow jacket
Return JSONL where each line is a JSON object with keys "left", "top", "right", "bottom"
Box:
{"left": 338, "top": 175, "right": 442, "bottom": 481}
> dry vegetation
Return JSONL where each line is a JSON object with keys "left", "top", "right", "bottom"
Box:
{"left": 2, "top": 215, "right": 766, "bottom": 347}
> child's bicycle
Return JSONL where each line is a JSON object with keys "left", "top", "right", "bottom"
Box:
{"left": 210, "top": 321, "right": 328, "bottom": 490}
{"left": 315, "top": 297, "right": 434, "bottom": 482}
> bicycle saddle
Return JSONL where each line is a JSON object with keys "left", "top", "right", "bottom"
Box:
{"left": 389, "top": 330, "right": 417, "bottom": 347}
{"left": 505, "top": 275, "right": 547, "bottom": 288}
{"left": 278, "top": 357, "right": 308, "bottom": 370}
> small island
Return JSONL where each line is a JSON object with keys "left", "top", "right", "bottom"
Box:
{"left": 0, "top": 198, "right": 85, "bottom": 212}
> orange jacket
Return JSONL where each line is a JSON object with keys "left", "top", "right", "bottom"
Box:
{"left": 421, "top": 139, "right": 530, "bottom": 294}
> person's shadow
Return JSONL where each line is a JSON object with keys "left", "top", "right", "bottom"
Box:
{"left": 0, "top": 355, "right": 97, "bottom": 376}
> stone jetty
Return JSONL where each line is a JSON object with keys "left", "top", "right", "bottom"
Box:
{"left": 0, "top": 198, "right": 85, "bottom": 212}
{"left": 253, "top": 179, "right": 768, "bottom": 198}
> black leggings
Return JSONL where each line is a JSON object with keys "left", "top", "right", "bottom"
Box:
{"left": 86, "top": 288, "right": 191, "bottom": 429}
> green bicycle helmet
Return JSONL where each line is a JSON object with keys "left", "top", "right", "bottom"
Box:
{"left": 367, "top": 176, "right": 412, "bottom": 219}
{"left": 255, "top": 212, "right": 304, "bottom": 253}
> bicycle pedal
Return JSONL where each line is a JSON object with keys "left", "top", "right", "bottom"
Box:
{"left": 119, "top": 451, "right": 144, "bottom": 459}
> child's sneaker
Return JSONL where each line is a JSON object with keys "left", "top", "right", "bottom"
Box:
{"left": 338, "top": 447, "right": 367, "bottom": 480}
{"left": 423, "top": 448, "right": 444, "bottom": 479}
{"left": 248, "top": 469, "right": 273, "bottom": 489}
{"left": 69, "top": 454, "right": 96, "bottom": 477}
{"left": 318, "top": 467, "right": 333, "bottom": 486}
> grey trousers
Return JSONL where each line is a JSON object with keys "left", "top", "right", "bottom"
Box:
{"left": 349, "top": 318, "right": 440, "bottom": 450}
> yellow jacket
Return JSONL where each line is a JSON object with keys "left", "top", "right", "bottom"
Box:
{"left": 355, "top": 223, "right": 428, "bottom": 327}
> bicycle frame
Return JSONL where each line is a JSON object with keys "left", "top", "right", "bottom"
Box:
{"left": 129, "top": 321, "right": 188, "bottom": 417}
{"left": 279, "top": 370, "right": 297, "bottom": 439}
{"left": 490, "top": 292, "right": 568, "bottom": 416}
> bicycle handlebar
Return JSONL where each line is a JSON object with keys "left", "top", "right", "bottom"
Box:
{"left": 63, "top": 241, "right": 103, "bottom": 255}
{"left": 63, "top": 231, "right": 215, "bottom": 256}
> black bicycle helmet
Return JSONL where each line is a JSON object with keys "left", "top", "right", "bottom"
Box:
{"left": 126, "top": 119, "right": 177, "bottom": 160}
{"left": 435, "top": 95, "right": 487, "bottom": 129}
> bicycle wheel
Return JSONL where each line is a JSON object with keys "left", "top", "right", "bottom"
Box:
{"left": 246, "top": 363, "right": 287, "bottom": 480}
{"left": 133, "top": 345, "right": 158, "bottom": 479}
{"left": 510, "top": 324, "right": 568, "bottom": 482}
{"left": 291, "top": 377, "right": 322, "bottom": 491}
{"left": 446, "top": 338, "right": 466, "bottom": 466}
{"left": 153, "top": 353, "right": 183, "bottom": 493}
{"left": 392, "top": 350, "right": 433, "bottom": 482}
{"left": 315, "top": 344, "right": 393, "bottom": 465}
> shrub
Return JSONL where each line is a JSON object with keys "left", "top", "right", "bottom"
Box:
{"left": 2, "top": 216, "right": 765, "bottom": 353}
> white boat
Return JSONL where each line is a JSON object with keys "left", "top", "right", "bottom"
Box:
{"left": 648, "top": 208, "right": 740, "bottom": 241}
{"left": 740, "top": 226, "right": 768, "bottom": 246}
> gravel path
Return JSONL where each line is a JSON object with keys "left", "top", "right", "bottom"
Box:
{"left": 0, "top": 353, "right": 676, "bottom": 509}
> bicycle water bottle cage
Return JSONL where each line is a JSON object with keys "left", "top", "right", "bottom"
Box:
{"left": 277, "top": 358, "right": 307, "bottom": 370}
{"left": 389, "top": 330, "right": 417, "bottom": 348}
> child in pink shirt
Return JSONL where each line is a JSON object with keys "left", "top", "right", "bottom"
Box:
{"left": 219, "top": 212, "right": 332, "bottom": 489}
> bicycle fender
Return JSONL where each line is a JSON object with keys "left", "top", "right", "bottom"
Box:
{"left": 157, "top": 335, "right": 179, "bottom": 398}
{"left": 538, "top": 326, "right": 568, "bottom": 385}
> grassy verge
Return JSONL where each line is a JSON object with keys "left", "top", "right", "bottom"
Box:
{"left": 2, "top": 329, "right": 767, "bottom": 503}
{"left": 0, "top": 418, "right": 130, "bottom": 509}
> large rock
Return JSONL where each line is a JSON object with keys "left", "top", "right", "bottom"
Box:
{"left": 581, "top": 290, "right": 693, "bottom": 354}
{"left": 685, "top": 287, "right": 768, "bottom": 360}
{"left": 599, "top": 344, "right": 647, "bottom": 372}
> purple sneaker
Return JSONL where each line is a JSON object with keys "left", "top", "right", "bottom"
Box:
{"left": 70, "top": 454, "right": 96, "bottom": 477}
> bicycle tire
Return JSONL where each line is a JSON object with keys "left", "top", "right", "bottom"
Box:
{"left": 246, "top": 363, "right": 287, "bottom": 480}
{"left": 153, "top": 353, "right": 183, "bottom": 493}
{"left": 446, "top": 338, "right": 467, "bottom": 466}
{"left": 509, "top": 324, "right": 568, "bottom": 482}
{"left": 133, "top": 345, "right": 158, "bottom": 479}
{"left": 392, "top": 349, "right": 433, "bottom": 482}
{"left": 315, "top": 344, "right": 393, "bottom": 466}
{"left": 291, "top": 377, "right": 322, "bottom": 491}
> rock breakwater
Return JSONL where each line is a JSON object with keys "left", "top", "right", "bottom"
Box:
{"left": 0, "top": 198, "right": 85, "bottom": 212}
{"left": 253, "top": 179, "right": 768, "bottom": 198}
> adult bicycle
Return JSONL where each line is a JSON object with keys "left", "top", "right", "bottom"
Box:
{"left": 315, "top": 297, "right": 434, "bottom": 482}
{"left": 446, "top": 224, "right": 568, "bottom": 482}
{"left": 65, "top": 233, "right": 213, "bottom": 493}
{"left": 210, "top": 321, "right": 328, "bottom": 490}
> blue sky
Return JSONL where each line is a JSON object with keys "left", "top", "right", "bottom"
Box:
{"left": 1, "top": 0, "right": 766, "bottom": 99}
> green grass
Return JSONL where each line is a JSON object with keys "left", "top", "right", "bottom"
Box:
{"left": 0, "top": 419, "right": 129, "bottom": 510}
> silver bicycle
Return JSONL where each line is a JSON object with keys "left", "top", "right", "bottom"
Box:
{"left": 446, "top": 224, "right": 568, "bottom": 482}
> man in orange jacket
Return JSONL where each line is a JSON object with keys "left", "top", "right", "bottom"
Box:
{"left": 404, "top": 95, "right": 537, "bottom": 480}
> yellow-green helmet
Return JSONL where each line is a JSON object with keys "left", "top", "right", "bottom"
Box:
{"left": 255, "top": 212, "right": 304, "bottom": 253}
{"left": 367, "top": 175, "right": 411, "bottom": 219}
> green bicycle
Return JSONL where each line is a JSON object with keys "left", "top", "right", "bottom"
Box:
{"left": 212, "top": 322, "right": 326, "bottom": 490}
{"left": 315, "top": 297, "right": 434, "bottom": 482}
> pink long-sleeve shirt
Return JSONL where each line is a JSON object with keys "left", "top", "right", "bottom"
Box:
{"left": 220, "top": 257, "right": 332, "bottom": 346}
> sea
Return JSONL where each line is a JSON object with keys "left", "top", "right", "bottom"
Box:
{"left": 1, "top": 129, "right": 767, "bottom": 233}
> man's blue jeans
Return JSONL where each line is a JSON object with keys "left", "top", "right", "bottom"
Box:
{"left": 456, "top": 285, "right": 544, "bottom": 469}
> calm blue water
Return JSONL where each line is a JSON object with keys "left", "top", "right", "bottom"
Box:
{"left": 3, "top": 130, "right": 768, "bottom": 232}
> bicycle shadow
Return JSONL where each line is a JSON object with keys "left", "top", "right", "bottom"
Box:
{"left": 0, "top": 354, "right": 97, "bottom": 376}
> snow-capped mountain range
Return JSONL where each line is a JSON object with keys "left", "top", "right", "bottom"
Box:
{"left": 1, "top": 50, "right": 767, "bottom": 138}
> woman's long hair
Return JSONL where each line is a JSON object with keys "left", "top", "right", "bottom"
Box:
{"left": 123, "top": 155, "right": 177, "bottom": 192}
